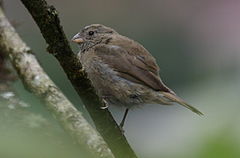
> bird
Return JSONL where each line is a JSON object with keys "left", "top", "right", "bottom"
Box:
{"left": 72, "top": 24, "right": 203, "bottom": 128}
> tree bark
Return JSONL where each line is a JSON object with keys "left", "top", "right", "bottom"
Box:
{"left": 19, "top": 0, "right": 138, "bottom": 157}
{"left": 0, "top": 7, "right": 114, "bottom": 158}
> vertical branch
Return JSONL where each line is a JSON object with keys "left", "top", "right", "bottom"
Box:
{"left": 19, "top": 0, "right": 138, "bottom": 157}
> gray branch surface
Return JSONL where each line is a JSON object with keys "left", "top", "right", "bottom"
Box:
{"left": 19, "top": 0, "right": 138, "bottom": 158}
{"left": 0, "top": 8, "right": 114, "bottom": 158}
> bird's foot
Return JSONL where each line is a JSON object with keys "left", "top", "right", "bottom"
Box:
{"left": 119, "top": 122, "right": 125, "bottom": 134}
{"left": 100, "top": 99, "right": 109, "bottom": 109}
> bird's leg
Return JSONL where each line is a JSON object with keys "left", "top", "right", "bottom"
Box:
{"left": 119, "top": 108, "right": 129, "bottom": 129}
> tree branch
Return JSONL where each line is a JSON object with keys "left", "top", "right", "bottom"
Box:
{"left": 0, "top": 7, "right": 114, "bottom": 158}
{"left": 19, "top": 0, "right": 138, "bottom": 157}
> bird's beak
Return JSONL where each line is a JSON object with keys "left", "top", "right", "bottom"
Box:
{"left": 71, "top": 33, "right": 84, "bottom": 44}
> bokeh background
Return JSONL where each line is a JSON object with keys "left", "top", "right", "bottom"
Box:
{"left": 1, "top": 0, "right": 240, "bottom": 158}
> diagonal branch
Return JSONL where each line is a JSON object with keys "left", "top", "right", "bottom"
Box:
{"left": 0, "top": 7, "right": 114, "bottom": 158}
{"left": 19, "top": 0, "right": 138, "bottom": 158}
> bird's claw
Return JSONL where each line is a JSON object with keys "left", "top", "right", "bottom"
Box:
{"left": 100, "top": 99, "right": 109, "bottom": 109}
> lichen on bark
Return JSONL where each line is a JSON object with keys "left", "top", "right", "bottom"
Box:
{"left": 0, "top": 7, "right": 114, "bottom": 158}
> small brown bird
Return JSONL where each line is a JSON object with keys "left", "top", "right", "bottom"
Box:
{"left": 72, "top": 24, "right": 203, "bottom": 127}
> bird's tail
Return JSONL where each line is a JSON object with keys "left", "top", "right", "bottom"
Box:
{"left": 161, "top": 92, "right": 203, "bottom": 116}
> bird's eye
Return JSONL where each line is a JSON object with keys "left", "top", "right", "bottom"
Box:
{"left": 88, "top": 31, "right": 94, "bottom": 36}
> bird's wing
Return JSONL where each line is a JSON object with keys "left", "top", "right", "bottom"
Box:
{"left": 94, "top": 44, "right": 203, "bottom": 115}
{"left": 94, "top": 44, "right": 172, "bottom": 92}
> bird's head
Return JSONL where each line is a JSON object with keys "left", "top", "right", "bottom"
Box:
{"left": 72, "top": 24, "right": 117, "bottom": 52}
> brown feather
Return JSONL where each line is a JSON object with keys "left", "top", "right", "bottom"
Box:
{"left": 162, "top": 92, "right": 203, "bottom": 115}
{"left": 94, "top": 43, "right": 171, "bottom": 92}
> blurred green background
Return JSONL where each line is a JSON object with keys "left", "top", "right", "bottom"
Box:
{"left": 1, "top": 0, "right": 240, "bottom": 158}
